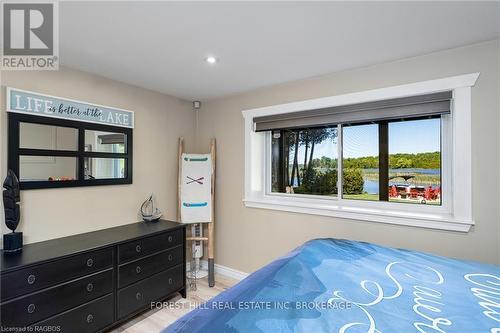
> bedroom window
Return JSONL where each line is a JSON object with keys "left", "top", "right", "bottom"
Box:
{"left": 243, "top": 73, "right": 477, "bottom": 232}
{"left": 259, "top": 90, "right": 450, "bottom": 209}
{"left": 270, "top": 117, "right": 442, "bottom": 205}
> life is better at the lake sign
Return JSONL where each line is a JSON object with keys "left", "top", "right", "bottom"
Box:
{"left": 6, "top": 87, "right": 134, "bottom": 128}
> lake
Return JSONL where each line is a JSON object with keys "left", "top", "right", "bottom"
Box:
{"left": 364, "top": 168, "right": 440, "bottom": 175}
{"left": 363, "top": 179, "right": 379, "bottom": 194}
{"left": 362, "top": 168, "right": 440, "bottom": 194}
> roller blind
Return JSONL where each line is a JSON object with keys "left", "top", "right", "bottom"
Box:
{"left": 98, "top": 134, "right": 125, "bottom": 144}
{"left": 253, "top": 91, "right": 452, "bottom": 132}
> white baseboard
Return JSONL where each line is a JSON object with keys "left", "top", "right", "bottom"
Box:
{"left": 186, "top": 259, "right": 249, "bottom": 281}
{"left": 214, "top": 263, "right": 249, "bottom": 281}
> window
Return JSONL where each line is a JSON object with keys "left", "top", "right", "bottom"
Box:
{"left": 270, "top": 118, "right": 442, "bottom": 206}
{"left": 8, "top": 113, "right": 133, "bottom": 189}
{"left": 243, "top": 73, "right": 478, "bottom": 231}
{"left": 341, "top": 118, "right": 441, "bottom": 205}
{"left": 271, "top": 127, "right": 338, "bottom": 196}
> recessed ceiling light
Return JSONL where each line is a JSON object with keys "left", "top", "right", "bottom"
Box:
{"left": 205, "top": 56, "right": 218, "bottom": 64}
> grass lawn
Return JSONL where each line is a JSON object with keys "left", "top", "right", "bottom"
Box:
{"left": 343, "top": 193, "right": 379, "bottom": 201}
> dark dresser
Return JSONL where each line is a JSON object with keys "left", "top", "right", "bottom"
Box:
{"left": 0, "top": 220, "right": 186, "bottom": 333}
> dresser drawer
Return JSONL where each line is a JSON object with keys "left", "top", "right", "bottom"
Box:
{"left": 117, "top": 264, "right": 183, "bottom": 319}
{"left": 118, "top": 245, "right": 183, "bottom": 288}
{"left": 30, "top": 294, "right": 114, "bottom": 333}
{"left": 1, "top": 247, "right": 113, "bottom": 301}
{"left": 118, "top": 228, "right": 183, "bottom": 264}
{"left": 1, "top": 269, "right": 113, "bottom": 328}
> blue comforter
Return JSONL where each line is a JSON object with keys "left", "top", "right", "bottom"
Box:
{"left": 164, "top": 239, "right": 500, "bottom": 332}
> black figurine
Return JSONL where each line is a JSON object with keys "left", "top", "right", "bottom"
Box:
{"left": 3, "top": 170, "right": 22, "bottom": 253}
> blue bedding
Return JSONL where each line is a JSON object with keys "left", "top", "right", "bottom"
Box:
{"left": 164, "top": 239, "right": 500, "bottom": 332}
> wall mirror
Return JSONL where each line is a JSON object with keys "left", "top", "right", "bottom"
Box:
{"left": 9, "top": 113, "right": 133, "bottom": 190}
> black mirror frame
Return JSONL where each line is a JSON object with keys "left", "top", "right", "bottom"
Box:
{"left": 8, "top": 113, "right": 133, "bottom": 190}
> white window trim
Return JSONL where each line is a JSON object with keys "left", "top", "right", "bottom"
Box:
{"left": 242, "top": 73, "right": 479, "bottom": 232}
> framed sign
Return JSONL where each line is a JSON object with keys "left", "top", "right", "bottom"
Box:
{"left": 7, "top": 87, "right": 134, "bottom": 128}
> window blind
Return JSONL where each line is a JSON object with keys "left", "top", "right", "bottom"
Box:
{"left": 98, "top": 134, "right": 125, "bottom": 144}
{"left": 253, "top": 91, "right": 452, "bottom": 132}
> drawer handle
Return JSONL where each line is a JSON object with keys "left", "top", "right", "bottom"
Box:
{"left": 27, "top": 274, "right": 36, "bottom": 285}
{"left": 168, "top": 254, "right": 173, "bottom": 261}
{"left": 136, "top": 266, "right": 141, "bottom": 274}
{"left": 168, "top": 236, "right": 173, "bottom": 242}
{"left": 87, "top": 283, "right": 94, "bottom": 292}
{"left": 136, "top": 292, "right": 142, "bottom": 300}
{"left": 168, "top": 278, "right": 173, "bottom": 285}
{"left": 87, "top": 314, "right": 94, "bottom": 323}
{"left": 27, "top": 303, "right": 36, "bottom": 314}
{"left": 135, "top": 245, "right": 141, "bottom": 253}
{"left": 86, "top": 258, "right": 94, "bottom": 267}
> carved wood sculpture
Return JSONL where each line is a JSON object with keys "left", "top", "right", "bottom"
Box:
{"left": 3, "top": 170, "right": 22, "bottom": 252}
{"left": 3, "top": 170, "right": 20, "bottom": 232}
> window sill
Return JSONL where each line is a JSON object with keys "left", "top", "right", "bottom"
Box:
{"left": 243, "top": 196, "right": 473, "bottom": 232}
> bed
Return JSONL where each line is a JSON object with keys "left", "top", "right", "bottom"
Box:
{"left": 163, "top": 238, "right": 499, "bottom": 332}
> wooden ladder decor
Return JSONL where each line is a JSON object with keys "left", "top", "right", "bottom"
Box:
{"left": 177, "top": 137, "right": 216, "bottom": 287}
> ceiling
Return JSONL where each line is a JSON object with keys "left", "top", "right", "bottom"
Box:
{"left": 60, "top": 1, "right": 500, "bottom": 101}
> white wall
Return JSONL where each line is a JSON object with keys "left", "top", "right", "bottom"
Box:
{"left": 0, "top": 66, "right": 195, "bottom": 244}
{"left": 197, "top": 40, "right": 500, "bottom": 272}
